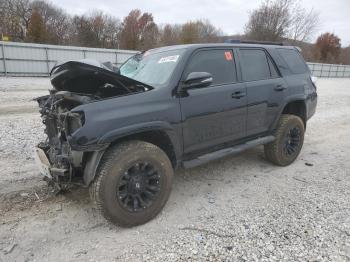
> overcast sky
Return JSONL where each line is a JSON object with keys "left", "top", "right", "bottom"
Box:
{"left": 50, "top": 0, "right": 350, "bottom": 46}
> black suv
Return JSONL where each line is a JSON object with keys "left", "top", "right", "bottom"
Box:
{"left": 35, "top": 43, "right": 317, "bottom": 227}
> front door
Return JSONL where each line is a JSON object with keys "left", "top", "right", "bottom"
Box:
{"left": 179, "top": 49, "right": 247, "bottom": 156}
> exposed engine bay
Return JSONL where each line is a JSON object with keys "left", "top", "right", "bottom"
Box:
{"left": 35, "top": 59, "right": 152, "bottom": 189}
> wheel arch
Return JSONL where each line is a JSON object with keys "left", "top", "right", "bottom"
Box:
{"left": 83, "top": 124, "right": 181, "bottom": 186}
{"left": 272, "top": 99, "right": 307, "bottom": 130}
{"left": 282, "top": 100, "right": 307, "bottom": 128}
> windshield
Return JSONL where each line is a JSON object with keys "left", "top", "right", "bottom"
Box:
{"left": 119, "top": 49, "right": 185, "bottom": 88}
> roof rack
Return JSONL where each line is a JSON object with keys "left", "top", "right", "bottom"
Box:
{"left": 224, "top": 39, "right": 284, "bottom": 46}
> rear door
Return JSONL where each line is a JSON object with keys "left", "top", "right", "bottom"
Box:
{"left": 179, "top": 49, "right": 247, "bottom": 155}
{"left": 238, "top": 48, "right": 286, "bottom": 136}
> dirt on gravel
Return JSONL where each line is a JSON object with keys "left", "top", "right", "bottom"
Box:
{"left": 0, "top": 77, "right": 349, "bottom": 261}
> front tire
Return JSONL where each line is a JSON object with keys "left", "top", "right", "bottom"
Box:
{"left": 90, "top": 140, "right": 174, "bottom": 227}
{"left": 264, "top": 114, "right": 305, "bottom": 166}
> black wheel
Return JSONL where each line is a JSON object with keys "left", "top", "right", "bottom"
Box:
{"left": 264, "top": 114, "right": 305, "bottom": 166}
{"left": 90, "top": 140, "right": 174, "bottom": 227}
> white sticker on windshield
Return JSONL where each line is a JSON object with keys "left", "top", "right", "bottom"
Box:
{"left": 158, "top": 55, "right": 179, "bottom": 64}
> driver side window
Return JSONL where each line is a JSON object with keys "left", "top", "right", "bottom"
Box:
{"left": 184, "top": 49, "right": 237, "bottom": 86}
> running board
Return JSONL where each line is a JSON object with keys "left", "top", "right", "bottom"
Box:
{"left": 183, "top": 135, "right": 275, "bottom": 169}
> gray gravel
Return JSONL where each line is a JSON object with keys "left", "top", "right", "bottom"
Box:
{"left": 0, "top": 77, "right": 349, "bottom": 261}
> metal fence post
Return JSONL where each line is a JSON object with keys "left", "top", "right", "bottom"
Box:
{"left": 83, "top": 50, "right": 86, "bottom": 59}
{"left": 45, "top": 47, "right": 50, "bottom": 76}
{"left": 115, "top": 51, "right": 118, "bottom": 65}
{"left": 1, "top": 42, "right": 7, "bottom": 77}
{"left": 336, "top": 65, "right": 339, "bottom": 78}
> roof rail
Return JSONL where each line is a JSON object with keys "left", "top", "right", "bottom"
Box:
{"left": 224, "top": 39, "right": 284, "bottom": 46}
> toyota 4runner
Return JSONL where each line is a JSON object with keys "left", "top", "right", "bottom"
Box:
{"left": 34, "top": 42, "right": 317, "bottom": 227}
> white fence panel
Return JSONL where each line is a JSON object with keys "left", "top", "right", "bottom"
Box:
{"left": 49, "top": 49, "right": 85, "bottom": 61}
{"left": 1, "top": 41, "right": 350, "bottom": 78}
{"left": 0, "top": 41, "right": 138, "bottom": 76}
{"left": 307, "top": 62, "right": 350, "bottom": 78}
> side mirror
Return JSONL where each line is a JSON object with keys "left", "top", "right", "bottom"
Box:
{"left": 183, "top": 72, "right": 213, "bottom": 89}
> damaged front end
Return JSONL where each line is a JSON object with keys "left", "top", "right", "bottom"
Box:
{"left": 35, "top": 91, "right": 92, "bottom": 189}
{"left": 34, "top": 59, "right": 152, "bottom": 190}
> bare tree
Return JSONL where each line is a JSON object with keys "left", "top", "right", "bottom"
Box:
{"left": 31, "top": 0, "right": 71, "bottom": 44}
{"left": 89, "top": 12, "right": 121, "bottom": 48}
{"left": 245, "top": 0, "right": 319, "bottom": 42}
{"left": 69, "top": 12, "right": 121, "bottom": 48}
{"left": 289, "top": 5, "right": 319, "bottom": 42}
{"left": 102, "top": 15, "right": 121, "bottom": 48}
{"left": 70, "top": 15, "right": 94, "bottom": 47}
{"left": 197, "top": 19, "right": 222, "bottom": 42}
{"left": 1, "top": 0, "right": 32, "bottom": 40}
{"left": 245, "top": 0, "right": 292, "bottom": 41}
{"left": 159, "top": 24, "right": 182, "bottom": 46}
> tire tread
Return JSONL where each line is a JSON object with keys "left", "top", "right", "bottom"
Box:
{"left": 89, "top": 141, "right": 173, "bottom": 227}
{"left": 264, "top": 114, "right": 304, "bottom": 166}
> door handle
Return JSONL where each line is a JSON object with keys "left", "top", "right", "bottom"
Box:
{"left": 231, "top": 91, "right": 246, "bottom": 99}
{"left": 274, "top": 84, "right": 287, "bottom": 91}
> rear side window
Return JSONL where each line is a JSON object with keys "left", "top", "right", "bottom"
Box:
{"left": 240, "top": 49, "right": 271, "bottom": 81}
{"left": 277, "top": 49, "right": 308, "bottom": 74}
{"left": 185, "top": 49, "right": 237, "bottom": 85}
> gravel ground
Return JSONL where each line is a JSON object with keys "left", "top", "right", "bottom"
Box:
{"left": 0, "top": 77, "right": 349, "bottom": 262}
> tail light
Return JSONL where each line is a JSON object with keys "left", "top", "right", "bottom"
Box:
{"left": 310, "top": 76, "right": 317, "bottom": 90}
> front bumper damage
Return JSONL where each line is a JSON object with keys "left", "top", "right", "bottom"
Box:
{"left": 34, "top": 59, "right": 152, "bottom": 189}
{"left": 34, "top": 147, "right": 52, "bottom": 179}
{"left": 34, "top": 92, "right": 104, "bottom": 190}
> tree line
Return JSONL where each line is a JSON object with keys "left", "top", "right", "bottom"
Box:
{"left": 0, "top": 0, "right": 349, "bottom": 64}
{"left": 0, "top": 0, "right": 223, "bottom": 50}
{"left": 244, "top": 0, "right": 349, "bottom": 64}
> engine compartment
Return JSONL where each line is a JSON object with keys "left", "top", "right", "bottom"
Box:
{"left": 35, "top": 59, "right": 153, "bottom": 188}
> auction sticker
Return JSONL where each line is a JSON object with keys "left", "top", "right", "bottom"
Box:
{"left": 158, "top": 55, "right": 180, "bottom": 63}
{"left": 224, "top": 51, "right": 233, "bottom": 61}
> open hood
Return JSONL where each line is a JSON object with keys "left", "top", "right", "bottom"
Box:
{"left": 50, "top": 59, "right": 153, "bottom": 98}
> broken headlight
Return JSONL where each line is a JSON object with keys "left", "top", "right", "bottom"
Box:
{"left": 66, "top": 111, "right": 85, "bottom": 135}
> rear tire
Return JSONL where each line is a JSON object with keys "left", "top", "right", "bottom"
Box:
{"left": 90, "top": 140, "right": 174, "bottom": 227}
{"left": 264, "top": 114, "right": 305, "bottom": 166}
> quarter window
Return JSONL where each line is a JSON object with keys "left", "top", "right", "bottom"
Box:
{"left": 185, "top": 50, "right": 237, "bottom": 85}
{"left": 277, "top": 49, "right": 308, "bottom": 74}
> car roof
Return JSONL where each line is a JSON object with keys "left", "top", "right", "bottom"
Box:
{"left": 148, "top": 43, "right": 297, "bottom": 53}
